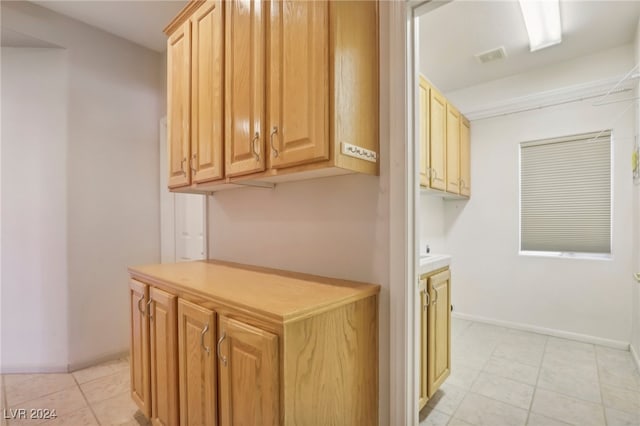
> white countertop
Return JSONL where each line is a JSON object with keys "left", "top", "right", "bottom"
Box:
{"left": 419, "top": 253, "right": 451, "bottom": 275}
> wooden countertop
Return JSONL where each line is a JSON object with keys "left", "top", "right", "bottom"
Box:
{"left": 128, "top": 260, "right": 380, "bottom": 324}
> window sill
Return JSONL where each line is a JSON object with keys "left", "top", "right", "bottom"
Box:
{"left": 519, "top": 251, "right": 612, "bottom": 261}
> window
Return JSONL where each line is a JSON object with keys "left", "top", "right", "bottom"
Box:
{"left": 520, "top": 131, "right": 612, "bottom": 256}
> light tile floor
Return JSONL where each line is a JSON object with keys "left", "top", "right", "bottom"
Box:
{"left": 421, "top": 318, "right": 640, "bottom": 426}
{"left": 1, "top": 357, "right": 149, "bottom": 425}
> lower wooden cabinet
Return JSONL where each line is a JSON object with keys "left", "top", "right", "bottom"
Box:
{"left": 418, "top": 267, "right": 452, "bottom": 410}
{"left": 178, "top": 299, "right": 217, "bottom": 426}
{"left": 129, "top": 280, "right": 150, "bottom": 417}
{"left": 129, "top": 260, "right": 379, "bottom": 426}
{"left": 218, "top": 317, "right": 279, "bottom": 426}
{"left": 149, "top": 287, "right": 179, "bottom": 426}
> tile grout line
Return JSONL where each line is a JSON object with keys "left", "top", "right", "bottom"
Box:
{"left": 593, "top": 345, "right": 609, "bottom": 426}
{"left": 524, "top": 335, "right": 549, "bottom": 425}
{"left": 71, "top": 374, "right": 101, "bottom": 426}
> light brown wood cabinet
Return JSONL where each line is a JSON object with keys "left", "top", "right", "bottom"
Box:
{"left": 129, "top": 260, "right": 379, "bottom": 426}
{"left": 149, "top": 287, "right": 179, "bottom": 426}
{"left": 418, "top": 75, "right": 470, "bottom": 198}
{"left": 167, "top": 0, "right": 225, "bottom": 189}
{"left": 418, "top": 267, "right": 452, "bottom": 410}
{"left": 129, "top": 280, "right": 151, "bottom": 418}
{"left": 165, "top": 0, "right": 379, "bottom": 194}
{"left": 177, "top": 299, "right": 217, "bottom": 426}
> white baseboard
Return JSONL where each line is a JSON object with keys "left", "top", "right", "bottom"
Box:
{"left": 1, "top": 364, "right": 68, "bottom": 374}
{"left": 1, "top": 351, "right": 129, "bottom": 375}
{"left": 631, "top": 344, "right": 640, "bottom": 372}
{"left": 453, "top": 312, "right": 630, "bottom": 350}
{"left": 67, "top": 350, "right": 129, "bottom": 373}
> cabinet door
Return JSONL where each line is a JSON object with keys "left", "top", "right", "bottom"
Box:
{"left": 427, "top": 269, "right": 451, "bottom": 397}
{"left": 418, "top": 76, "right": 430, "bottom": 188}
{"left": 267, "top": 0, "right": 329, "bottom": 169}
{"left": 429, "top": 89, "right": 446, "bottom": 190}
{"left": 446, "top": 104, "right": 460, "bottom": 194}
{"left": 460, "top": 117, "right": 471, "bottom": 197}
{"left": 178, "top": 299, "right": 218, "bottom": 426}
{"left": 218, "top": 316, "right": 279, "bottom": 426}
{"left": 191, "top": 0, "right": 224, "bottom": 183}
{"left": 149, "top": 288, "right": 179, "bottom": 426}
{"left": 418, "top": 277, "right": 429, "bottom": 410}
{"left": 168, "top": 21, "right": 192, "bottom": 188}
{"left": 130, "top": 280, "right": 151, "bottom": 417}
{"left": 225, "top": 0, "right": 266, "bottom": 177}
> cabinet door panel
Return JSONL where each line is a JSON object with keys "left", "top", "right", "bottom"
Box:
{"left": 430, "top": 89, "right": 446, "bottom": 190}
{"left": 268, "top": 0, "right": 329, "bottom": 169}
{"left": 418, "top": 277, "right": 429, "bottom": 410}
{"left": 150, "top": 288, "right": 179, "bottom": 426}
{"left": 225, "top": 0, "right": 266, "bottom": 177}
{"left": 191, "top": 0, "right": 224, "bottom": 183}
{"left": 219, "top": 316, "right": 279, "bottom": 426}
{"left": 446, "top": 104, "right": 460, "bottom": 194}
{"left": 418, "top": 77, "right": 430, "bottom": 188}
{"left": 168, "top": 21, "right": 192, "bottom": 188}
{"left": 427, "top": 270, "right": 451, "bottom": 397}
{"left": 129, "top": 280, "right": 150, "bottom": 417}
{"left": 460, "top": 117, "right": 471, "bottom": 197}
{"left": 178, "top": 299, "right": 218, "bottom": 426}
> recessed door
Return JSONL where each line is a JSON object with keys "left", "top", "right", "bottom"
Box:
{"left": 129, "top": 280, "right": 150, "bottom": 417}
{"left": 178, "top": 299, "right": 218, "bottom": 426}
{"left": 268, "top": 0, "right": 329, "bottom": 169}
{"left": 191, "top": 0, "right": 224, "bottom": 183}
{"left": 225, "top": 0, "right": 266, "bottom": 177}
{"left": 149, "top": 288, "right": 179, "bottom": 426}
{"left": 168, "top": 21, "right": 192, "bottom": 188}
{"left": 218, "top": 316, "right": 279, "bottom": 426}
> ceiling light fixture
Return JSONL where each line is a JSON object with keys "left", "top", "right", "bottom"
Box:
{"left": 518, "top": 0, "right": 562, "bottom": 52}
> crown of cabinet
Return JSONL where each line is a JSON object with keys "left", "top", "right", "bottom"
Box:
{"left": 165, "top": 0, "right": 379, "bottom": 194}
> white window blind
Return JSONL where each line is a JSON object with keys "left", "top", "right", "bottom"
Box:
{"left": 520, "top": 131, "right": 611, "bottom": 254}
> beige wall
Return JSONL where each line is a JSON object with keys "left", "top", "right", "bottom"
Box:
{"left": 1, "top": 1, "right": 163, "bottom": 370}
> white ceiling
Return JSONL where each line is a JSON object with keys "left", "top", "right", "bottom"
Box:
{"left": 419, "top": 0, "right": 640, "bottom": 93}
{"left": 32, "top": 0, "right": 187, "bottom": 52}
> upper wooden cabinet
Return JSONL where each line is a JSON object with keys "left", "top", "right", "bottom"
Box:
{"left": 165, "top": 0, "right": 379, "bottom": 193}
{"left": 191, "top": 0, "right": 224, "bottom": 183}
{"left": 225, "top": 0, "right": 266, "bottom": 177}
{"left": 167, "top": 20, "right": 192, "bottom": 189}
{"left": 167, "top": 0, "right": 224, "bottom": 189}
{"left": 445, "top": 104, "right": 460, "bottom": 194}
{"left": 460, "top": 117, "right": 471, "bottom": 197}
{"left": 418, "top": 74, "right": 470, "bottom": 198}
{"left": 267, "top": 0, "right": 329, "bottom": 170}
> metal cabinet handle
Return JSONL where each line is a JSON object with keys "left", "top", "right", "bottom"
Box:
{"left": 432, "top": 169, "right": 443, "bottom": 182}
{"left": 423, "top": 289, "right": 430, "bottom": 311}
{"left": 251, "top": 132, "right": 260, "bottom": 161}
{"left": 190, "top": 153, "right": 197, "bottom": 174}
{"left": 635, "top": 272, "right": 640, "bottom": 283}
{"left": 201, "top": 324, "right": 210, "bottom": 355}
{"left": 137, "top": 295, "right": 146, "bottom": 314}
{"left": 147, "top": 300, "right": 153, "bottom": 320}
{"left": 217, "top": 332, "right": 227, "bottom": 366}
{"left": 270, "top": 127, "right": 279, "bottom": 158}
{"left": 180, "top": 158, "right": 187, "bottom": 176}
{"left": 432, "top": 288, "right": 439, "bottom": 306}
